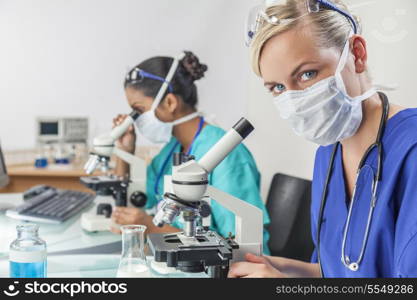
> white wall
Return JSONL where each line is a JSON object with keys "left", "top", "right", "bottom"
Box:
{"left": 0, "top": 0, "right": 255, "bottom": 147}
{"left": 0, "top": 0, "right": 416, "bottom": 200}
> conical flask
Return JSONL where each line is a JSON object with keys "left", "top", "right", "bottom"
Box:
{"left": 116, "top": 225, "right": 150, "bottom": 278}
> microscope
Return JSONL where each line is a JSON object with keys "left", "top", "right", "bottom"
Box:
{"left": 80, "top": 111, "right": 147, "bottom": 232}
{"left": 148, "top": 118, "right": 263, "bottom": 278}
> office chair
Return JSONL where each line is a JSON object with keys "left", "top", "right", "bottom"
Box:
{"left": 266, "top": 173, "right": 314, "bottom": 262}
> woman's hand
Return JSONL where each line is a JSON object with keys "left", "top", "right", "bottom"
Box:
{"left": 110, "top": 207, "right": 149, "bottom": 234}
{"left": 113, "top": 114, "right": 136, "bottom": 153}
{"left": 228, "top": 253, "right": 286, "bottom": 278}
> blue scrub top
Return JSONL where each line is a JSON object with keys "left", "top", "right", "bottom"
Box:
{"left": 145, "top": 124, "right": 271, "bottom": 255}
{"left": 311, "top": 108, "right": 417, "bottom": 277}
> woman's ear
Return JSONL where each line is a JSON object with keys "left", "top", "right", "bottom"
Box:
{"left": 351, "top": 35, "right": 368, "bottom": 74}
{"left": 162, "top": 93, "right": 180, "bottom": 114}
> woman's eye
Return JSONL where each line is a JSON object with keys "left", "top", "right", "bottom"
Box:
{"left": 272, "top": 84, "right": 286, "bottom": 95}
{"left": 300, "top": 70, "right": 318, "bottom": 82}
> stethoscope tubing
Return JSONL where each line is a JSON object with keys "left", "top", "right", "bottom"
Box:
{"left": 317, "top": 92, "right": 390, "bottom": 276}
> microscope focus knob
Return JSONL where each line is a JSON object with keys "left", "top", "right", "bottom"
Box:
{"left": 130, "top": 191, "right": 147, "bottom": 208}
{"left": 199, "top": 202, "right": 211, "bottom": 218}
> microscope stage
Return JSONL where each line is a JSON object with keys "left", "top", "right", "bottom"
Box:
{"left": 148, "top": 230, "right": 238, "bottom": 273}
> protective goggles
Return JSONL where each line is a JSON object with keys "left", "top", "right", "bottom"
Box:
{"left": 125, "top": 68, "right": 174, "bottom": 93}
{"left": 245, "top": 0, "right": 358, "bottom": 47}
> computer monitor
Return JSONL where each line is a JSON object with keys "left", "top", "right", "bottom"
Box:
{"left": 0, "top": 142, "right": 9, "bottom": 188}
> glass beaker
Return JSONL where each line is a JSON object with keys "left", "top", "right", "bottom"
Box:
{"left": 9, "top": 224, "right": 47, "bottom": 278}
{"left": 116, "top": 225, "right": 150, "bottom": 278}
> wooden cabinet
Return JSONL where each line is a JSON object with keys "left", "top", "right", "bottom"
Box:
{"left": 0, "top": 164, "right": 102, "bottom": 193}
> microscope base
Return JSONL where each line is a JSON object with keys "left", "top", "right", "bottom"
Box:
{"left": 80, "top": 196, "right": 115, "bottom": 232}
{"left": 81, "top": 213, "right": 114, "bottom": 232}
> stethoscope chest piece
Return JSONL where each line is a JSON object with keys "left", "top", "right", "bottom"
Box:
{"left": 349, "top": 263, "right": 359, "bottom": 272}
{"left": 342, "top": 256, "right": 359, "bottom": 272}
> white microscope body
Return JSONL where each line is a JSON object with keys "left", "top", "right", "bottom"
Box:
{"left": 150, "top": 118, "right": 263, "bottom": 277}
{"left": 81, "top": 111, "right": 147, "bottom": 232}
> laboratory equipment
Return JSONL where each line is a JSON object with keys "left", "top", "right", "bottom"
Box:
{"left": 6, "top": 186, "right": 95, "bottom": 224}
{"left": 35, "top": 118, "right": 89, "bottom": 168}
{"left": 148, "top": 118, "right": 264, "bottom": 278}
{"left": 84, "top": 110, "right": 145, "bottom": 195}
{"left": 82, "top": 110, "right": 147, "bottom": 232}
{"left": 9, "top": 224, "right": 47, "bottom": 278}
{"left": 37, "top": 117, "right": 89, "bottom": 166}
{"left": 34, "top": 144, "right": 48, "bottom": 168}
{"left": 0, "top": 141, "right": 9, "bottom": 188}
{"left": 79, "top": 175, "right": 146, "bottom": 232}
{"left": 34, "top": 157, "right": 48, "bottom": 168}
{"left": 37, "top": 117, "right": 89, "bottom": 144}
{"left": 53, "top": 143, "right": 71, "bottom": 164}
{"left": 117, "top": 225, "right": 150, "bottom": 278}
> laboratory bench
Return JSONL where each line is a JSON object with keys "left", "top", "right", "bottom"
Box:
{"left": 1, "top": 164, "right": 103, "bottom": 194}
{"left": 0, "top": 193, "right": 207, "bottom": 278}
{"left": 0, "top": 193, "right": 121, "bottom": 277}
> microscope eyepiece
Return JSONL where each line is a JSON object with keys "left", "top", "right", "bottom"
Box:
{"left": 129, "top": 110, "right": 140, "bottom": 120}
{"left": 232, "top": 118, "right": 254, "bottom": 139}
{"left": 197, "top": 117, "right": 255, "bottom": 174}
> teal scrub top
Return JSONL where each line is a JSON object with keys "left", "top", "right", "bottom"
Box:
{"left": 145, "top": 124, "right": 271, "bottom": 255}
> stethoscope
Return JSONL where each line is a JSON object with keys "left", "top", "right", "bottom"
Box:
{"left": 153, "top": 116, "right": 205, "bottom": 198}
{"left": 317, "top": 92, "right": 390, "bottom": 276}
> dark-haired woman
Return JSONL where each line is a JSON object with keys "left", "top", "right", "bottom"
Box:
{"left": 111, "top": 51, "right": 271, "bottom": 254}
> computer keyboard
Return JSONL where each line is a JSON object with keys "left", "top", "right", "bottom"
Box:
{"left": 6, "top": 189, "right": 95, "bottom": 224}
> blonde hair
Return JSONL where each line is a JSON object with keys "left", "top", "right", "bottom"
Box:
{"left": 251, "top": 0, "right": 362, "bottom": 76}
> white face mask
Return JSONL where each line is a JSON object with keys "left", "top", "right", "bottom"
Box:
{"left": 133, "top": 52, "right": 200, "bottom": 144}
{"left": 135, "top": 110, "right": 200, "bottom": 144}
{"left": 273, "top": 32, "right": 376, "bottom": 146}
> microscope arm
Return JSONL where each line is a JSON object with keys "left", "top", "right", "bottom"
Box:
{"left": 206, "top": 185, "right": 263, "bottom": 261}
{"left": 113, "top": 147, "right": 146, "bottom": 192}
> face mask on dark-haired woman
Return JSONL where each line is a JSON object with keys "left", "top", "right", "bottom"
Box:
{"left": 134, "top": 54, "right": 200, "bottom": 144}
{"left": 135, "top": 108, "right": 199, "bottom": 144}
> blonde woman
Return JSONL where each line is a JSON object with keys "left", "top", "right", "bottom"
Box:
{"left": 230, "top": 0, "right": 417, "bottom": 278}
